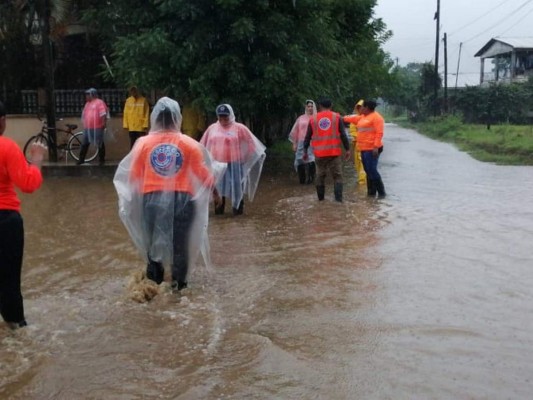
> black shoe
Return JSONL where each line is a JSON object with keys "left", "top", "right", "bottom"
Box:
{"left": 171, "top": 280, "right": 188, "bottom": 292}
{"left": 7, "top": 320, "right": 27, "bottom": 330}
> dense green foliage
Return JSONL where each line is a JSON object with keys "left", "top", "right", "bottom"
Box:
{"left": 453, "top": 81, "right": 533, "bottom": 124}
{"left": 80, "top": 0, "right": 393, "bottom": 140}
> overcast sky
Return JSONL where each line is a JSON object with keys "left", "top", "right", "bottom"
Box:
{"left": 374, "top": 0, "right": 533, "bottom": 86}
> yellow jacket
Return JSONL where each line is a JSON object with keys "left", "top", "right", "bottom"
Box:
{"left": 181, "top": 106, "right": 206, "bottom": 139}
{"left": 123, "top": 96, "right": 150, "bottom": 132}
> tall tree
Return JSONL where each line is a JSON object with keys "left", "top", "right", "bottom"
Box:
{"left": 82, "top": 0, "right": 392, "bottom": 140}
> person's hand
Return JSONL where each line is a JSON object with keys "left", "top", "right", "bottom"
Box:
{"left": 29, "top": 140, "right": 47, "bottom": 167}
{"left": 343, "top": 150, "right": 351, "bottom": 162}
{"left": 372, "top": 147, "right": 379, "bottom": 158}
{"left": 302, "top": 151, "right": 308, "bottom": 161}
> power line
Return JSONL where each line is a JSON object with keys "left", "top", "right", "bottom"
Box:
{"left": 496, "top": 4, "right": 533, "bottom": 36}
{"left": 448, "top": 0, "right": 513, "bottom": 37}
{"left": 463, "top": 0, "right": 533, "bottom": 44}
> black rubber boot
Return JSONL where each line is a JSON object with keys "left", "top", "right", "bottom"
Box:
{"left": 306, "top": 162, "right": 316, "bottom": 184}
{"left": 316, "top": 185, "right": 325, "bottom": 201}
{"left": 375, "top": 178, "right": 386, "bottom": 198}
{"left": 214, "top": 197, "right": 225, "bottom": 215}
{"left": 98, "top": 143, "right": 106, "bottom": 166}
{"left": 297, "top": 164, "right": 306, "bottom": 184}
{"left": 233, "top": 199, "right": 244, "bottom": 215}
{"left": 334, "top": 182, "right": 343, "bottom": 202}
{"left": 76, "top": 143, "right": 89, "bottom": 165}
{"left": 146, "top": 259, "right": 164, "bottom": 284}
{"left": 367, "top": 179, "right": 377, "bottom": 197}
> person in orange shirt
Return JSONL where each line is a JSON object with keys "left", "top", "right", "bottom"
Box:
{"left": 343, "top": 100, "right": 386, "bottom": 198}
{"left": 113, "top": 97, "right": 225, "bottom": 292}
{"left": 0, "top": 100, "right": 46, "bottom": 329}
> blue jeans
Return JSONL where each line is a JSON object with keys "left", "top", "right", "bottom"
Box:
{"left": 361, "top": 150, "right": 382, "bottom": 181}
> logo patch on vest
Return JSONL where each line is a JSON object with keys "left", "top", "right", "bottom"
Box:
{"left": 150, "top": 144, "right": 183, "bottom": 176}
{"left": 318, "top": 117, "right": 331, "bottom": 130}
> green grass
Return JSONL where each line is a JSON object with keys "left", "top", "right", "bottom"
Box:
{"left": 397, "top": 117, "right": 533, "bottom": 165}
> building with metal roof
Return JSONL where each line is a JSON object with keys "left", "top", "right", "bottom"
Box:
{"left": 475, "top": 37, "right": 533, "bottom": 85}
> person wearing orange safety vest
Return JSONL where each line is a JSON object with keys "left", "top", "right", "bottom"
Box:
{"left": 349, "top": 99, "right": 367, "bottom": 186}
{"left": 343, "top": 99, "right": 386, "bottom": 198}
{"left": 302, "top": 97, "right": 351, "bottom": 202}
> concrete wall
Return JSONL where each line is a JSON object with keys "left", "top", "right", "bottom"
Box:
{"left": 4, "top": 115, "right": 131, "bottom": 161}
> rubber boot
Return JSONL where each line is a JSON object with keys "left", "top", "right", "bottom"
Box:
{"left": 98, "top": 143, "right": 106, "bottom": 166}
{"left": 367, "top": 179, "right": 377, "bottom": 197}
{"left": 214, "top": 197, "right": 225, "bottom": 215}
{"left": 297, "top": 164, "right": 306, "bottom": 184}
{"left": 146, "top": 259, "right": 164, "bottom": 284}
{"left": 316, "top": 185, "right": 325, "bottom": 201}
{"left": 375, "top": 178, "right": 386, "bottom": 198}
{"left": 306, "top": 162, "right": 316, "bottom": 184}
{"left": 76, "top": 143, "right": 89, "bottom": 165}
{"left": 233, "top": 199, "right": 244, "bottom": 215}
{"left": 334, "top": 182, "right": 343, "bottom": 202}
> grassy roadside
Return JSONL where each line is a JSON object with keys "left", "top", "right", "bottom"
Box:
{"left": 389, "top": 115, "right": 533, "bottom": 165}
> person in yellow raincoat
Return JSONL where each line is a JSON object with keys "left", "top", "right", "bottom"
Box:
{"left": 349, "top": 99, "right": 367, "bottom": 186}
{"left": 181, "top": 104, "right": 206, "bottom": 141}
{"left": 123, "top": 86, "right": 150, "bottom": 149}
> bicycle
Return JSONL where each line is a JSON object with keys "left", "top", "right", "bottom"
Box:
{"left": 24, "top": 118, "right": 99, "bottom": 163}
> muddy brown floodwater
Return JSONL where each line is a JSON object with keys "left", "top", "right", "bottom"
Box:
{"left": 1, "top": 123, "right": 532, "bottom": 399}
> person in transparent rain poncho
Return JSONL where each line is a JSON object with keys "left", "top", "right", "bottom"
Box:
{"left": 113, "top": 97, "right": 226, "bottom": 291}
{"left": 200, "top": 104, "right": 266, "bottom": 216}
{"left": 288, "top": 100, "right": 317, "bottom": 184}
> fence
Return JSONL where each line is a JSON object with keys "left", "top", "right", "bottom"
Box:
{"left": 20, "top": 89, "right": 127, "bottom": 117}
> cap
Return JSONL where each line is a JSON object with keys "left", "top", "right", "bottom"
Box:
{"left": 356, "top": 99, "right": 364, "bottom": 107}
{"left": 216, "top": 104, "right": 230, "bottom": 116}
{"left": 85, "top": 88, "right": 98, "bottom": 96}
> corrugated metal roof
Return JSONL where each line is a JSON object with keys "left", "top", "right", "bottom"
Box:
{"left": 475, "top": 37, "right": 533, "bottom": 57}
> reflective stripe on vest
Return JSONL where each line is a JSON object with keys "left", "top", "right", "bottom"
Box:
{"left": 310, "top": 112, "right": 342, "bottom": 157}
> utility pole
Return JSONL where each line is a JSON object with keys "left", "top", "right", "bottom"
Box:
{"left": 443, "top": 32, "right": 448, "bottom": 113}
{"left": 434, "top": 0, "right": 440, "bottom": 116}
{"left": 39, "top": 0, "right": 58, "bottom": 161}
{"left": 455, "top": 42, "right": 463, "bottom": 91}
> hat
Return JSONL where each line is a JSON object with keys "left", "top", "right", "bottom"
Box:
{"left": 356, "top": 99, "right": 364, "bottom": 107}
{"left": 216, "top": 104, "right": 230, "bottom": 116}
{"left": 85, "top": 88, "right": 98, "bottom": 96}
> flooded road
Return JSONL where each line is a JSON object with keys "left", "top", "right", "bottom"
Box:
{"left": 1, "top": 123, "right": 532, "bottom": 399}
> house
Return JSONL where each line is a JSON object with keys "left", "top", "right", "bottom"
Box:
{"left": 474, "top": 37, "right": 533, "bottom": 85}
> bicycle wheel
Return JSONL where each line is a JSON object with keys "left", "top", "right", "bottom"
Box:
{"left": 68, "top": 132, "right": 99, "bottom": 162}
{"left": 23, "top": 135, "right": 50, "bottom": 163}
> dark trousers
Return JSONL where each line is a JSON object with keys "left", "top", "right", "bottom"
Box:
{"left": 0, "top": 211, "right": 25, "bottom": 323}
{"left": 128, "top": 131, "right": 144, "bottom": 149}
{"left": 361, "top": 150, "right": 382, "bottom": 181}
{"left": 143, "top": 192, "right": 196, "bottom": 284}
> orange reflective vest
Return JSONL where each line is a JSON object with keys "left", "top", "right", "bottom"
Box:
{"left": 310, "top": 111, "right": 342, "bottom": 157}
